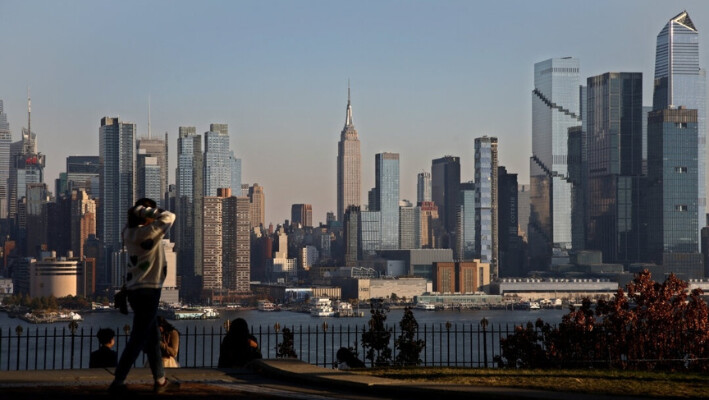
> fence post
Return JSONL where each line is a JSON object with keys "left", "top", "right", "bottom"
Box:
{"left": 480, "top": 318, "right": 489, "bottom": 368}
{"left": 322, "top": 322, "right": 328, "bottom": 368}
{"left": 445, "top": 321, "right": 451, "bottom": 367}
{"left": 68, "top": 321, "right": 78, "bottom": 369}
{"left": 15, "top": 325, "right": 23, "bottom": 370}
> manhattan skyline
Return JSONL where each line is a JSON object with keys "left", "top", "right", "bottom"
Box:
{"left": 1, "top": 1, "right": 709, "bottom": 224}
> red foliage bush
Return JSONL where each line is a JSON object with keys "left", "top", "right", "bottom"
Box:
{"left": 497, "top": 270, "right": 709, "bottom": 371}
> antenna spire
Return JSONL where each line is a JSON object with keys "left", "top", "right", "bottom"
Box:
{"left": 27, "top": 87, "right": 31, "bottom": 139}
{"left": 345, "top": 80, "right": 353, "bottom": 127}
{"left": 148, "top": 94, "right": 151, "bottom": 139}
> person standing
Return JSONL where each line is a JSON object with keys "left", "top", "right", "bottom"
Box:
{"left": 89, "top": 328, "right": 117, "bottom": 368}
{"left": 109, "top": 198, "right": 178, "bottom": 394}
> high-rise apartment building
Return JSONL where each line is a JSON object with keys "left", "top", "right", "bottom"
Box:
{"left": 337, "top": 88, "right": 361, "bottom": 222}
{"left": 475, "top": 136, "right": 498, "bottom": 276}
{"left": 653, "top": 11, "right": 706, "bottom": 244}
{"left": 498, "top": 167, "right": 523, "bottom": 278}
{"left": 175, "top": 126, "right": 203, "bottom": 289}
{"left": 248, "top": 183, "right": 265, "bottom": 228}
{"left": 399, "top": 200, "right": 420, "bottom": 250}
{"left": 291, "top": 204, "right": 313, "bottom": 227}
{"left": 529, "top": 57, "right": 581, "bottom": 268}
{"left": 136, "top": 134, "right": 168, "bottom": 207}
{"left": 431, "top": 156, "right": 460, "bottom": 239}
{"left": 647, "top": 107, "right": 702, "bottom": 278}
{"left": 374, "top": 152, "right": 400, "bottom": 250}
{"left": 417, "top": 172, "right": 432, "bottom": 204}
{"left": 0, "top": 100, "right": 11, "bottom": 220}
{"left": 98, "top": 117, "right": 135, "bottom": 252}
{"left": 587, "top": 72, "right": 644, "bottom": 263}
{"left": 204, "top": 124, "right": 231, "bottom": 196}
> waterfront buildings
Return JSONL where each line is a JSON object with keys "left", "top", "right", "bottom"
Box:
{"left": 337, "top": 87, "right": 361, "bottom": 223}
{"left": 586, "top": 72, "right": 644, "bottom": 264}
{"left": 652, "top": 11, "right": 706, "bottom": 241}
{"left": 529, "top": 57, "right": 581, "bottom": 269}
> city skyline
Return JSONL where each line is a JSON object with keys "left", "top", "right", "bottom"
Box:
{"left": 2, "top": 1, "right": 709, "bottom": 224}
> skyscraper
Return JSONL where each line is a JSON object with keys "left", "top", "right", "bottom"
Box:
{"left": 431, "top": 156, "right": 460, "bottom": 239}
{"left": 291, "top": 204, "right": 313, "bottom": 227}
{"left": 647, "top": 107, "right": 702, "bottom": 278}
{"left": 458, "top": 182, "right": 476, "bottom": 260}
{"left": 417, "top": 172, "right": 432, "bottom": 204}
{"left": 0, "top": 100, "right": 11, "bottom": 220}
{"left": 653, "top": 11, "right": 706, "bottom": 244}
{"left": 475, "top": 136, "right": 498, "bottom": 276}
{"left": 175, "top": 126, "right": 203, "bottom": 293}
{"left": 98, "top": 117, "right": 135, "bottom": 252}
{"left": 529, "top": 57, "right": 580, "bottom": 268}
{"left": 587, "top": 72, "right": 644, "bottom": 263}
{"left": 498, "top": 167, "right": 523, "bottom": 278}
{"left": 374, "top": 152, "right": 400, "bottom": 250}
{"left": 136, "top": 151, "right": 161, "bottom": 203}
{"left": 136, "top": 134, "right": 168, "bottom": 207}
{"left": 248, "top": 183, "right": 265, "bottom": 228}
{"left": 337, "top": 87, "right": 361, "bottom": 222}
{"left": 65, "top": 156, "right": 100, "bottom": 197}
{"left": 399, "top": 200, "right": 420, "bottom": 250}
{"left": 204, "top": 124, "right": 231, "bottom": 196}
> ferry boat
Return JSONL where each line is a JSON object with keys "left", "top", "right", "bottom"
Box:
{"left": 334, "top": 301, "right": 363, "bottom": 317}
{"left": 257, "top": 300, "right": 277, "bottom": 312}
{"left": 310, "top": 297, "right": 335, "bottom": 317}
{"left": 159, "top": 307, "right": 220, "bottom": 320}
{"left": 415, "top": 302, "right": 436, "bottom": 311}
{"left": 20, "top": 311, "right": 83, "bottom": 324}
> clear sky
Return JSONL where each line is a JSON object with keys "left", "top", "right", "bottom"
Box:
{"left": 1, "top": 0, "right": 708, "bottom": 225}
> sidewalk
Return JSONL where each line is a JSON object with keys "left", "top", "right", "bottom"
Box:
{"left": 0, "top": 359, "right": 656, "bottom": 400}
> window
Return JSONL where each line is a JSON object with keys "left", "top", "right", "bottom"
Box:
{"left": 675, "top": 167, "right": 688, "bottom": 173}
{"left": 676, "top": 205, "right": 688, "bottom": 212}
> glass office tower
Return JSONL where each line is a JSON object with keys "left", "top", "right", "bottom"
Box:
{"left": 529, "top": 57, "right": 580, "bottom": 268}
{"left": 375, "top": 153, "right": 400, "bottom": 250}
{"left": 653, "top": 11, "right": 706, "bottom": 245}
{"left": 475, "top": 136, "right": 498, "bottom": 276}
{"left": 586, "top": 72, "right": 644, "bottom": 263}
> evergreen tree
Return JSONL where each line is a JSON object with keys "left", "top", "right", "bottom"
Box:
{"left": 394, "top": 306, "right": 425, "bottom": 366}
{"left": 361, "top": 298, "right": 392, "bottom": 366}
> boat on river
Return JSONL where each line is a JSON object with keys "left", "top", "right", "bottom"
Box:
{"left": 159, "top": 307, "right": 219, "bottom": 320}
{"left": 310, "top": 297, "right": 335, "bottom": 317}
{"left": 257, "top": 300, "right": 278, "bottom": 312}
{"left": 415, "top": 302, "right": 436, "bottom": 311}
{"left": 20, "top": 311, "right": 83, "bottom": 324}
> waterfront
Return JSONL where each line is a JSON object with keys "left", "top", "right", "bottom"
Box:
{"left": 0, "top": 307, "right": 567, "bottom": 371}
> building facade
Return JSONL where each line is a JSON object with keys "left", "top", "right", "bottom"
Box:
{"left": 417, "top": 171, "right": 432, "bottom": 203}
{"left": 374, "top": 152, "right": 400, "bottom": 250}
{"left": 529, "top": 57, "right": 581, "bottom": 268}
{"left": 431, "top": 156, "right": 460, "bottom": 239}
{"left": 475, "top": 136, "right": 498, "bottom": 276}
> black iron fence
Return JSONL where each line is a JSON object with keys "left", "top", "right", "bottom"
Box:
{"left": 0, "top": 321, "right": 508, "bottom": 371}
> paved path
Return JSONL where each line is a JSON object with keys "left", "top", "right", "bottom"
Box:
{"left": 0, "top": 359, "right": 661, "bottom": 399}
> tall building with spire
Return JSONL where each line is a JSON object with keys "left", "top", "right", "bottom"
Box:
{"left": 9, "top": 92, "right": 45, "bottom": 244}
{"left": 652, "top": 10, "right": 706, "bottom": 246}
{"left": 136, "top": 133, "right": 168, "bottom": 208}
{"left": 337, "top": 86, "right": 361, "bottom": 222}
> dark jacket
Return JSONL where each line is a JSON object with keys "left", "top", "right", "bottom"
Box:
{"left": 89, "top": 346, "right": 117, "bottom": 368}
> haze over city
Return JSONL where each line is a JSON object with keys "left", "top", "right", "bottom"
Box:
{"left": 1, "top": 0, "right": 709, "bottom": 225}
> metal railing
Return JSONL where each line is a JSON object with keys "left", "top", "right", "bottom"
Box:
{"left": 0, "top": 321, "right": 507, "bottom": 370}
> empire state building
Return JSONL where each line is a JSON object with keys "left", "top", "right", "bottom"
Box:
{"left": 337, "top": 87, "right": 361, "bottom": 222}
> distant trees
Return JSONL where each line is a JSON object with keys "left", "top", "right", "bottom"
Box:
{"left": 497, "top": 270, "right": 709, "bottom": 371}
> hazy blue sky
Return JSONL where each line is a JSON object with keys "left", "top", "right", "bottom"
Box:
{"left": 1, "top": 0, "right": 708, "bottom": 225}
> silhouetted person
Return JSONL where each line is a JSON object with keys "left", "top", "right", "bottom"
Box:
{"left": 89, "top": 328, "right": 117, "bottom": 368}
{"left": 218, "top": 318, "right": 262, "bottom": 368}
{"left": 109, "top": 198, "right": 178, "bottom": 394}
{"left": 336, "top": 347, "right": 365, "bottom": 369}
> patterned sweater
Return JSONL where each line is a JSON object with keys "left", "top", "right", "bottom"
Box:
{"left": 122, "top": 207, "right": 176, "bottom": 290}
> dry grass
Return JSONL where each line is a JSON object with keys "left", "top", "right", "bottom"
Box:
{"left": 353, "top": 368, "right": 709, "bottom": 398}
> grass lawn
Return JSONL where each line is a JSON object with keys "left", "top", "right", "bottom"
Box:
{"left": 352, "top": 368, "right": 709, "bottom": 398}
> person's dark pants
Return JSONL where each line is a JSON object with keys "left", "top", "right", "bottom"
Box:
{"left": 114, "top": 288, "right": 164, "bottom": 383}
